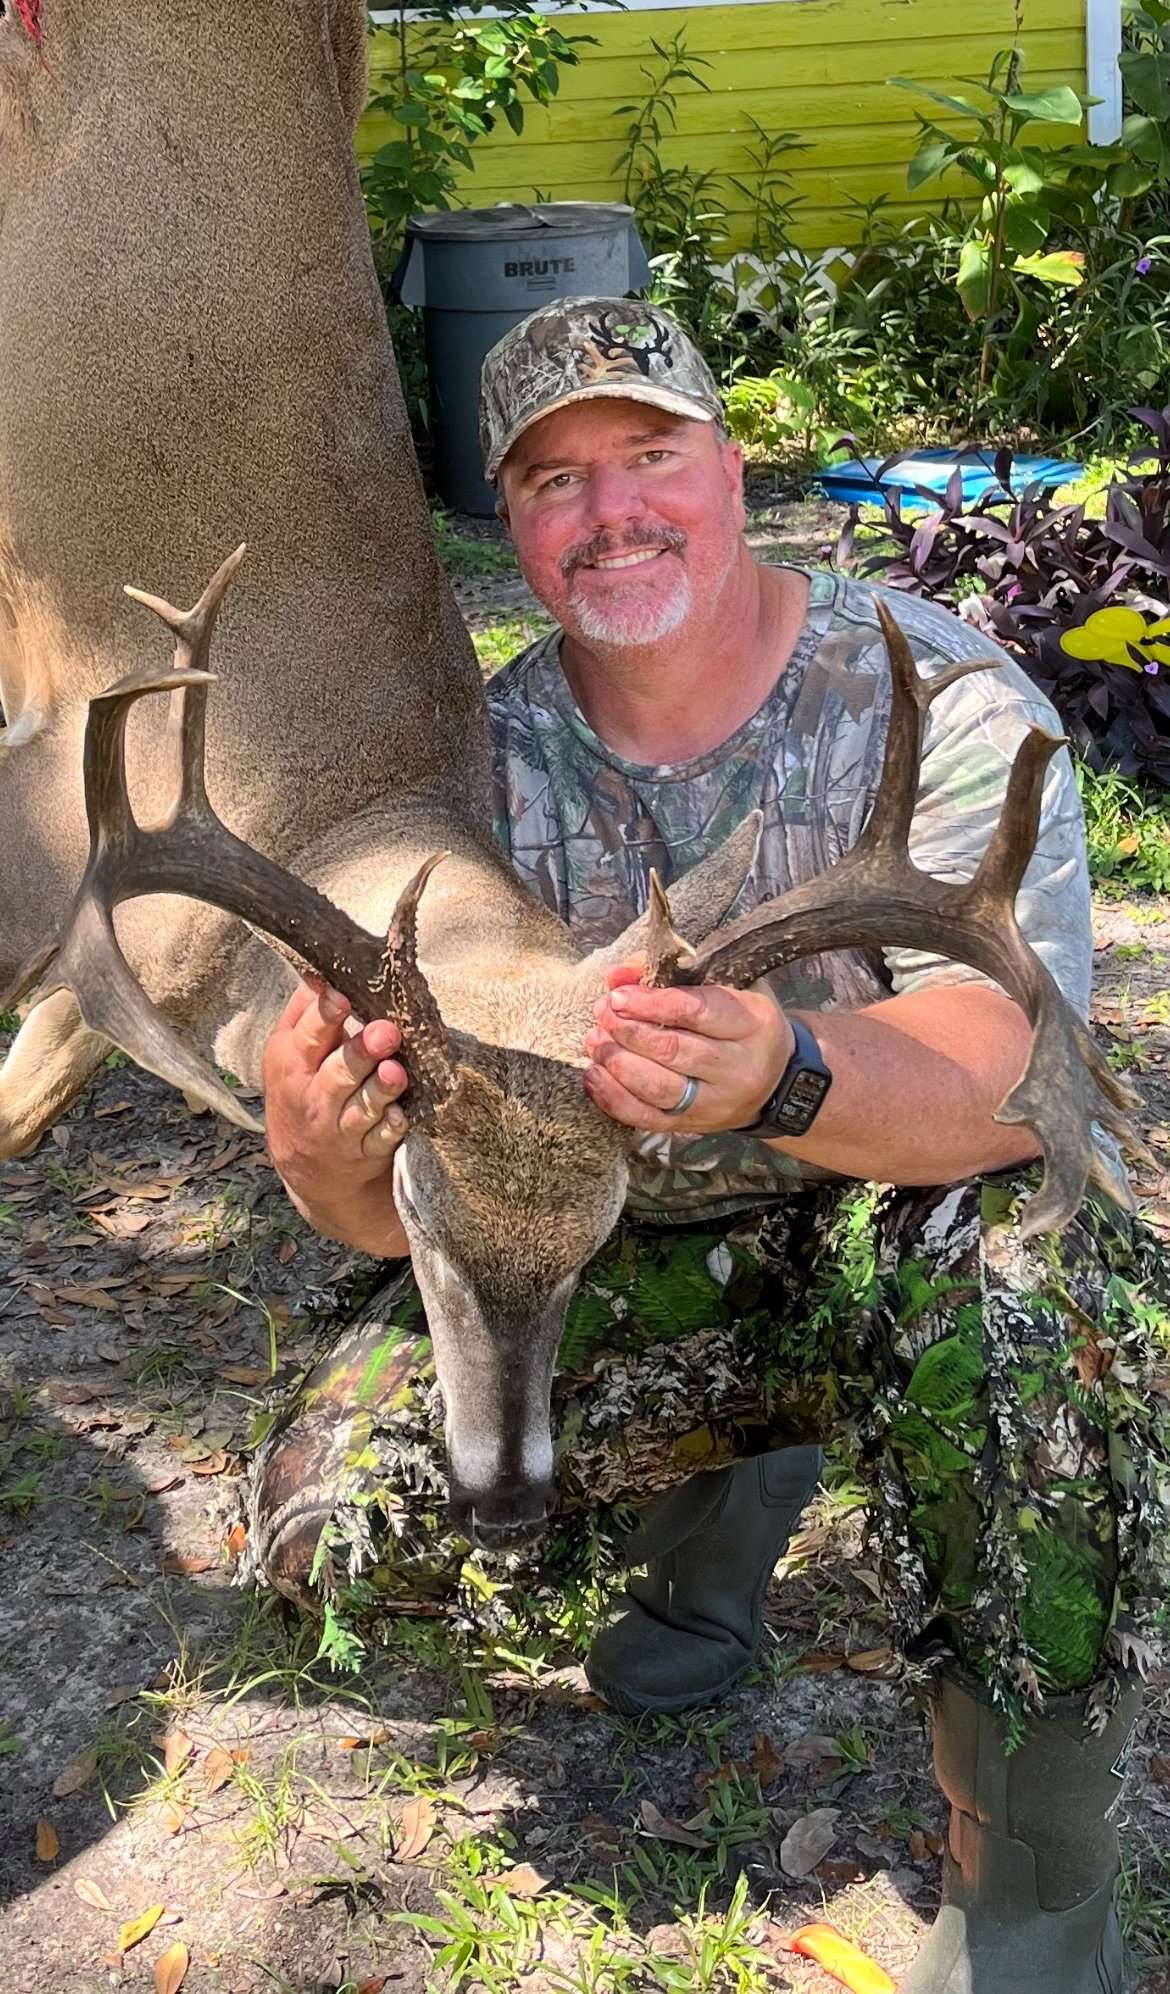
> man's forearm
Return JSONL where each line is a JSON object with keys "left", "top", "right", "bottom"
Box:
{"left": 773, "top": 983, "right": 1041, "bottom": 1185}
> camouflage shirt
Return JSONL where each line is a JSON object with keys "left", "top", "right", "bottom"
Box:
{"left": 488, "top": 568, "right": 1093, "bottom": 1221}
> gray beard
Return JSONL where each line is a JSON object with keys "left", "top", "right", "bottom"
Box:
{"left": 567, "top": 571, "right": 693, "bottom": 646}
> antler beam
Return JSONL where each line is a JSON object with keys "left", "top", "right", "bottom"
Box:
{"left": 42, "top": 550, "right": 452, "bottom": 1127}
{"left": 645, "top": 602, "right": 1148, "bottom": 1239}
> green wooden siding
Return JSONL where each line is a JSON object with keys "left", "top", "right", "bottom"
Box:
{"left": 360, "top": 0, "right": 1087, "bottom": 253}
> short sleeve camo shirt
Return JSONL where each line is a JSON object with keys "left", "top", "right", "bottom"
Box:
{"left": 487, "top": 568, "right": 1093, "bottom": 1222}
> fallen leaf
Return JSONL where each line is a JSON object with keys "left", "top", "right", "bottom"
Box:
{"left": 751, "top": 1732, "right": 784, "bottom": 1788}
{"left": 356, "top": 1979, "right": 388, "bottom": 1994}
{"left": 791, "top": 1923, "right": 895, "bottom": 1993}
{"left": 163, "top": 1729, "right": 194, "bottom": 1776}
{"left": 53, "top": 1748, "right": 98, "bottom": 1798}
{"left": 908, "top": 1828, "right": 927, "bottom": 1862}
{"left": 162, "top": 1805, "right": 185, "bottom": 1835}
{"left": 1151, "top": 1754, "right": 1170, "bottom": 1787}
{"left": 225, "top": 1523, "right": 248, "bottom": 1558}
{"left": 203, "top": 1746, "right": 236, "bottom": 1794}
{"left": 75, "top": 1877, "right": 114, "bottom": 1911}
{"left": 154, "top": 1942, "right": 190, "bottom": 1994}
{"left": 486, "top": 1863, "right": 550, "bottom": 1897}
{"left": 160, "top": 1552, "right": 212, "bottom": 1575}
{"left": 95, "top": 1099, "right": 133, "bottom": 1117}
{"left": 190, "top": 1450, "right": 229, "bottom": 1477}
{"left": 54, "top": 1286, "right": 121, "bottom": 1310}
{"left": 143, "top": 1472, "right": 185, "bottom": 1496}
{"left": 220, "top": 1366, "right": 269, "bottom": 1386}
{"left": 35, "top": 1818, "right": 60, "bottom": 1862}
{"left": 783, "top": 1732, "right": 843, "bottom": 1768}
{"left": 337, "top": 1728, "right": 390, "bottom": 1751}
{"left": 277, "top": 1238, "right": 297, "bottom": 1265}
{"left": 118, "top": 1905, "right": 165, "bottom": 1952}
{"left": 393, "top": 1795, "right": 435, "bottom": 1862}
{"left": 846, "top": 1647, "right": 895, "bottom": 1675}
{"left": 779, "top": 1806, "right": 840, "bottom": 1879}
{"left": 97, "top": 1342, "right": 128, "bottom": 1362}
{"left": 794, "top": 1650, "right": 845, "bottom": 1673}
{"left": 639, "top": 1799, "right": 706, "bottom": 1848}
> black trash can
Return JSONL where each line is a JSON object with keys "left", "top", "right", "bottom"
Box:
{"left": 396, "top": 202, "right": 651, "bottom": 517}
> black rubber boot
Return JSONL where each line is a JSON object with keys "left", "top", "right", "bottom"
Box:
{"left": 584, "top": 1446, "right": 822, "bottom": 1716}
{"left": 902, "top": 1673, "right": 1141, "bottom": 1993}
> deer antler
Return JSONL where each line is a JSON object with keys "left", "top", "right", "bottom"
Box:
{"left": 644, "top": 600, "right": 1148, "bottom": 1239}
{"left": 43, "top": 548, "right": 456, "bottom": 1126}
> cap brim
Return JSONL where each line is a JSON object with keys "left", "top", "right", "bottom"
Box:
{"left": 486, "top": 382, "right": 716, "bottom": 481}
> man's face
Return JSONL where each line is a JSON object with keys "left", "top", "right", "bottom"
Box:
{"left": 497, "top": 400, "right": 746, "bottom": 648}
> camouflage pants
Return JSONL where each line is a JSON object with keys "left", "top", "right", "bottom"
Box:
{"left": 259, "top": 1170, "right": 1170, "bottom": 1718}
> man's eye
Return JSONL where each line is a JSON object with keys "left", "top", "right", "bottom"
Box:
{"left": 640, "top": 450, "right": 672, "bottom": 466}
{"left": 542, "top": 472, "right": 577, "bottom": 492}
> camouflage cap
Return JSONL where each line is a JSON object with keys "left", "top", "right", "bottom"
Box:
{"left": 479, "top": 298, "right": 723, "bottom": 482}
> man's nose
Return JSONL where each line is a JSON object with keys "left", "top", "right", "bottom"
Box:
{"left": 583, "top": 464, "right": 647, "bottom": 532}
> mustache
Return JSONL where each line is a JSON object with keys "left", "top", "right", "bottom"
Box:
{"left": 560, "top": 524, "right": 687, "bottom": 579}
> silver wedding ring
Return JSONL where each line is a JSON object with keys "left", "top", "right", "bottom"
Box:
{"left": 665, "top": 1075, "right": 699, "bottom": 1116}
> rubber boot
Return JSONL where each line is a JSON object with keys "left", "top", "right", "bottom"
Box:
{"left": 902, "top": 1673, "right": 1141, "bottom": 1993}
{"left": 584, "top": 1446, "right": 823, "bottom": 1716}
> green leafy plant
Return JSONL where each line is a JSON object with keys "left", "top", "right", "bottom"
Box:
{"left": 894, "top": 51, "right": 1097, "bottom": 390}
{"left": 363, "top": 3, "right": 590, "bottom": 263}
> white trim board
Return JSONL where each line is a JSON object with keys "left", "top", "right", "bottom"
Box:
{"left": 371, "top": 0, "right": 792, "bottom": 17}
{"left": 1085, "top": 0, "right": 1123, "bottom": 143}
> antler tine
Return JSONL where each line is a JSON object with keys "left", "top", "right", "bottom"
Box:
{"left": 640, "top": 869, "right": 697, "bottom": 989}
{"left": 860, "top": 599, "right": 1004, "bottom": 862}
{"left": 124, "top": 543, "right": 246, "bottom": 817}
{"left": 667, "top": 608, "right": 1147, "bottom": 1237}
{"left": 373, "top": 852, "right": 458, "bottom": 1111}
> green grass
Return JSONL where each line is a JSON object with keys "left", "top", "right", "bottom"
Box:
{"left": 471, "top": 611, "right": 554, "bottom": 673}
{"left": 1077, "top": 762, "right": 1170, "bottom": 897}
{"left": 431, "top": 507, "right": 517, "bottom": 580}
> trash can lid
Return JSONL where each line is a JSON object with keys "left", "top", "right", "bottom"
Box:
{"left": 405, "top": 202, "right": 638, "bottom": 242}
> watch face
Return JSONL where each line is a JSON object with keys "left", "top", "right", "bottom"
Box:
{"left": 774, "top": 1069, "right": 832, "bottom": 1134}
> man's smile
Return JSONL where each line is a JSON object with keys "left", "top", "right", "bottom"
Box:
{"left": 586, "top": 547, "right": 671, "bottom": 572}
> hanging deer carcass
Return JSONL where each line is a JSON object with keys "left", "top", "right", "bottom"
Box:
{"left": 0, "top": 5, "right": 1144, "bottom": 1549}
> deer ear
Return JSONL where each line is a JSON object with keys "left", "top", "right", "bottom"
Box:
{"left": 576, "top": 811, "right": 762, "bottom": 981}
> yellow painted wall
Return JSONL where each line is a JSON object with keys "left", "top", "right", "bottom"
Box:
{"left": 359, "top": 0, "right": 1087, "bottom": 254}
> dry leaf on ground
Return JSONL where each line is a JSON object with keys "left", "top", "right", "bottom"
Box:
{"left": 338, "top": 1727, "right": 390, "bottom": 1751}
{"left": 393, "top": 1795, "right": 435, "bottom": 1862}
{"left": 790, "top": 1923, "right": 895, "bottom": 1993}
{"left": 162, "top": 1729, "right": 193, "bottom": 1776}
{"left": 639, "top": 1800, "right": 706, "bottom": 1848}
{"left": 118, "top": 1905, "right": 165, "bottom": 1952}
{"left": 225, "top": 1522, "right": 248, "bottom": 1557}
{"left": 485, "top": 1864, "right": 550, "bottom": 1897}
{"left": 846, "top": 1646, "right": 895, "bottom": 1674}
{"left": 52, "top": 1749, "right": 97, "bottom": 1798}
{"left": 154, "top": 1940, "right": 190, "bottom": 1994}
{"left": 779, "top": 1806, "right": 840, "bottom": 1879}
{"left": 220, "top": 1366, "right": 269, "bottom": 1385}
{"left": 34, "top": 1819, "right": 60, "bottom": 1863}
{"left": 202, "top": 1746, "right": 237, "bottom": 1794}
{"left": 161, "top": 1803, "right": 186, "bottom": 1836}
{"left": 75, "top": 1878, "right": 113, "bottom": 1911}
{"left": 160, "top": 1552, "right": 213, "bottom": 1575}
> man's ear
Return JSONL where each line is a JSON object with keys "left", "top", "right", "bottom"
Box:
{"left": 721, "top": 434, "right": 747, "bottom": 530}
{"left": 495, "top": 495, "right": 511, "bottom": 531}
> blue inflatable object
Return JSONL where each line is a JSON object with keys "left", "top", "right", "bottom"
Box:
{"left": 816, "top": 447, "right": 1083, "bottom": 513}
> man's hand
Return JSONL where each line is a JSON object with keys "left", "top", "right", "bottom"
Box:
{"left": 262, "top": 981, "right": 412, "bottom": 1256}
{"left": 584, "top": 964, "right": 794, "bottom": 1134}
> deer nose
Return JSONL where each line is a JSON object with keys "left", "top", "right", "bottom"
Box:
{"left": 449, "top": 1475, "right": 555, "bottom": 1549}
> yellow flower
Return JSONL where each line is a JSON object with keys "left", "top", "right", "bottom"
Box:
{"left": 1060, "top": 606, "right": 1170, "bottom": 671}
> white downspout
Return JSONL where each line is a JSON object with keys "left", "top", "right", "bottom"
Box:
{"left": 1085, "top": 0, "right": 1124, "bottom": 142}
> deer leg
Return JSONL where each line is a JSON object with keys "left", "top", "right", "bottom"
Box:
{"left": 0, "top": 989, "right": 109, "bottom": 1159}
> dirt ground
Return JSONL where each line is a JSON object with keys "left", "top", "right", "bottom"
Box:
{"left": 3, "top": 496, "right": 1170, "bottom": 1994}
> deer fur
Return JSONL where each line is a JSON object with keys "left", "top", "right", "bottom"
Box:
{"left": 0, "top": 2, "right": 758, "bottom": 1542}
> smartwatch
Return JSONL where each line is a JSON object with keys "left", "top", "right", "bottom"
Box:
{"left": 740, "top": 1016, "right": 832, "bottom": 1139}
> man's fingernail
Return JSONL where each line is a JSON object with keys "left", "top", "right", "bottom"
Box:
{"left": 321, "top": 988, "right": 347, "bottom": 1020}
{"left": 610, "top": 989, "right": 629, "bottom": 1011}
{"left": 384, "top": 1108, "right": 406, "bottom": 1133}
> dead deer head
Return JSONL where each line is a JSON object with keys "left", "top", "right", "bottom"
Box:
{"left": 34, "top": 554, "right": 1147, "bottom": 1544}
